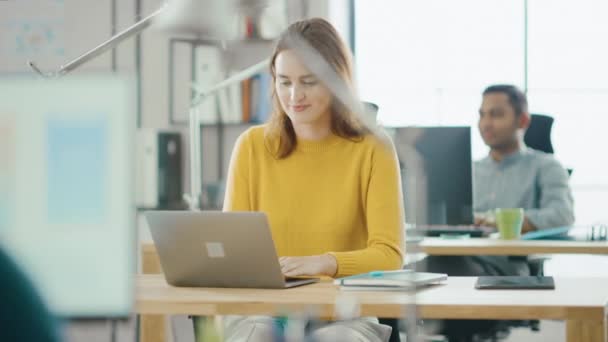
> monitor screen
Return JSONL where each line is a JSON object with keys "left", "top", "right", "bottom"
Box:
{"left": 393, "top": 126, "right": 473, "bottom": 225}
{"left": 0, "top": 76, "right": 134, "bottom": 318}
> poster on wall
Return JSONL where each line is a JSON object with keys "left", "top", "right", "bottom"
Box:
{"left": 0, "top": 0, "right": 66, "bottom": 73}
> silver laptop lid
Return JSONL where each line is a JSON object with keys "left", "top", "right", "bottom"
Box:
{"left": 145, "top": 211, "right": 289, "bottom": 289}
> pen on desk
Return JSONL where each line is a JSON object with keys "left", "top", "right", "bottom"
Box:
{"left": 334, "top": 269, "right": 413, "bottom": 285}
{"left": 369, "top": 269, "right": 412, "bottom": 277}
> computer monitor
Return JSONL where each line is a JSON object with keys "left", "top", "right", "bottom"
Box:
{"left": 0, "top": 76, "right": 134, "bottom": 318}
{"left": 393, "top": 126, "right": 473, "bottom": 225}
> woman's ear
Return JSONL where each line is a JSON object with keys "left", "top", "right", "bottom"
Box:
{"left": 519, "top": 112, "right": 531, "bottom": 130}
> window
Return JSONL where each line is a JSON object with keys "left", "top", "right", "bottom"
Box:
{"left": 527, "top": 0, "right": 608, "bottom": 224}
{"left": 355, "top": 0, "right": 608, "bottom": 224}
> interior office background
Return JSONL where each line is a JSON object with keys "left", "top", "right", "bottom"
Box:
{"left": 0, "top": 0, "right": 604, "bottom": 291}
{"left": 2, "top": 0, "right": 605, "bottom": 234}
{"left": 140, "top": 0, "right": 608, "bottom": 227}
{"left": 0, "top": 1, "right": 604, "bottom": 341}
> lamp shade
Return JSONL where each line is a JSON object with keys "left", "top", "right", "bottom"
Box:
{"left": 154, "top": 0, "right": 276, "bottom": 40}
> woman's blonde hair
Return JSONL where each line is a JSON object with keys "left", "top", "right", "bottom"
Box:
{"left": 265, "top": 18, "right": 371, "bottom": 158}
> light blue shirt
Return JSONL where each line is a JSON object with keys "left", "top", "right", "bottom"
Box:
{"left": 474, "top": 148, "right": 575, "bottom": 229}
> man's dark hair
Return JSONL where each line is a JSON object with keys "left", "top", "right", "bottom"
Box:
{"left": 482, "top": 84, "right": 528, "bottom": 116}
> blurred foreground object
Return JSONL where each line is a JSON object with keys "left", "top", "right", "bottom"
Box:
{"left": 0, "top": 76, "right": 135, "bottom": 318}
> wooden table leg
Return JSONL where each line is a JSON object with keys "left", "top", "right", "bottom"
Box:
{"left": 140, "top": 245, "right": 166, "bottom": 342}
{"left": 566, "top": 318, "right": 606, "bottom": 342}
{"left": 140, "top": 315, "right": 166, "bottom": 342}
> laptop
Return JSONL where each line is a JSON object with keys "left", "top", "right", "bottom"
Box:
{"left": 145, "top": 211, "right": 319, "bottom": 289}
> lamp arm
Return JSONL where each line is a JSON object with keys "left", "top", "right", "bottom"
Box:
{"left": 191, "top": 58, "right": 269, "bottom": 106}
{"left": 28, "top": 4, "right": 167, "bottom": 78}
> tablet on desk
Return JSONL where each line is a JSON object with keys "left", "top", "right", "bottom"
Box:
{"left": 475, "top": 276, "right": 555, "bottom": 290}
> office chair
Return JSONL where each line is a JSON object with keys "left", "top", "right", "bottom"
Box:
{"left": 524, "top": 114, "right": 554, "bottom": 154}
{"left": 518, "top": 113, "right": 572, "bottom": 331}
{"left": 523, "top": 113, "right": 572, "bottom": 276}
{"left": 524, "top": 114, "right": 572, "bottom": 176}
{"left": 520, "top": 114, "right": 552, "bottom": 278}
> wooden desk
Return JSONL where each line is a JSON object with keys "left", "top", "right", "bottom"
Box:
{"left": 137, "top": 275, "right": 608, "bottom": 342}
{"left": 410, "top": 237, "right": 608, "bottom": 256}
{"left": 140, "top": 242, "right": 164, "bottom": 342}
{"left": 144, "top": 239, "right": 608, "bottom": 264}
{"left": 139, "top": 240, "right": 608, "bottom": 342}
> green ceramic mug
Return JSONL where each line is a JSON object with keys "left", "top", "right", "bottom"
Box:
{"left": 495, "top": 208, "right": 524, "bottom": 240}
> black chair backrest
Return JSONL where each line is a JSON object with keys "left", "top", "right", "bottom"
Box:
{"left": 524, "top": 114, "right": 554, "bottom": 154}
{"left": 523, "top": 113, "right": 572, "bottom": 176}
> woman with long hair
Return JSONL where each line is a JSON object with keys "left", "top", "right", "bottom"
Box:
{"left": 222, "top": 17, "right": 405, "bottom": 342}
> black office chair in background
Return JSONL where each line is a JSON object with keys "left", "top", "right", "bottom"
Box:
{"left": 522, "top": 114, "right": 555, "bottom": 278}
{"left": 523, "top": 113, "right": 572, "bottom": 276}
{"left": 508, "top": 113, "right": 573, "bottom": 333}
{"left": 524, "top": 114, "right": 555, "bottom": 154}
{"left": 524, "top": 114, "right": 572, "bottom": 176}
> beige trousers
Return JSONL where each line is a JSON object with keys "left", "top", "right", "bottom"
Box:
{"left": 222, "top": 315, "right": 393, "bottom": 342}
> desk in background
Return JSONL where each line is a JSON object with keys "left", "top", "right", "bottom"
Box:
{"left": 408, "top": 237, "right": 608, "bottom": 256}
{"left": 137, "top": 274, "right": 608, "bottom": 342}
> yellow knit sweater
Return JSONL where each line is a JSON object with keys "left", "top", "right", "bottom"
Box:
{"left": 223, "top": 125, "right": 405, "bottom": 277}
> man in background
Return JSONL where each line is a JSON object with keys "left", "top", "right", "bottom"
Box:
{"left": 422, "top": 85, "right": 575, "bottom": 340}
{"left": 475, "top": 84, "right": 574, "bottom": 231}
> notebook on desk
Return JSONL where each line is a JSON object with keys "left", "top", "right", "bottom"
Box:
{"left": 335, "top": 270, "right": 447, "bottom": 290}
